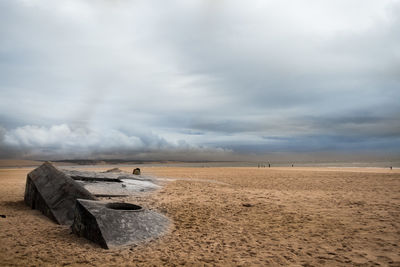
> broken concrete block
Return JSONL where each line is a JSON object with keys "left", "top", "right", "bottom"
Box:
{"left": 71, "top": 199, "right": 169, "bottom": 249}
{"left": 103, "top": 168, "right": 123, "bottom": 173}
{"left": 24, "top": 162, "right": 96, "bottom": 225}
{"left": 61, "top": 168, "right": 159, "bottom": 197}
{"left": 133, "top": 168, "right": 141, "bottom": 175}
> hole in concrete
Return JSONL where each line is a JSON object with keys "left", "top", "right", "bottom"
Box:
{"left": 106, "top": 203, "right": 143, "bottom": 211}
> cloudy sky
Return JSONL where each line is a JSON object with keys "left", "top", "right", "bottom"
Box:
{"left": 0, "top": 0, "right": 399, "bottom": 160}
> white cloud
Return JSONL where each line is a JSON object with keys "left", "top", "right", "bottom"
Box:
{"left": 1, "top": 124, "right": 232, "bottom": 159}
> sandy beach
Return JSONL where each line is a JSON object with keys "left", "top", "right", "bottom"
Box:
{"left": 0, "top": 165, "right": 399, "bottom": 266}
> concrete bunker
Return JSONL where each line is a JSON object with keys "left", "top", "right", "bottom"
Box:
{"left": 24, "top": 162, "right": 169, "bottom": 249}
{"left": 24, "top": 162, "right": 96, "bottom": 225}
{"left": 71, "top": 199, "right": 169, "bottom": 249}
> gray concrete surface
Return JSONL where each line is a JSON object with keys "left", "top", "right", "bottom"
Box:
{"left": 24, "top": 162, "right": 97, "bottom": 225}
{"left": 71, "top": 199, "right": 170, "bottom": 249}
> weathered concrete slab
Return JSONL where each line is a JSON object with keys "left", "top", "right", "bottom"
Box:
{"left": 79, "top": 179, "right": 160, "bottom": 197}
{"left": 71, "top": 199, "right": 169, "bottom": 249}
{"left": 24, "top": 162, "right": 97, "bottom": 225}
{"left": 61, "top": 169, "right": 154, "bottom": 182}
{"left": 61, "top": 169, "right": 160, "bottom": 197}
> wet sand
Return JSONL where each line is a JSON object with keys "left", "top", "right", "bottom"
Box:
{"left": 0, "top": 166, "right": 399, "bottom": 266}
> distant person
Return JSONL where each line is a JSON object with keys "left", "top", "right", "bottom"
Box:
{"left": 268, "top": 163, "right": 271, "bottom": 168}
{"left": 390, "top": 166, "right": 392, "bottom": 170}
{"left": 292, "top": 164, "right": 294, "bottom": 167}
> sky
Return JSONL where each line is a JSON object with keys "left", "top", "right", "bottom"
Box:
{"left": 0, "top": 0, "right": 399, "bottom": 161}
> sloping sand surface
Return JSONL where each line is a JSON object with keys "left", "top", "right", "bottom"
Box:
{"left": 0, "top": 167, "right": 399, "bottom": 266}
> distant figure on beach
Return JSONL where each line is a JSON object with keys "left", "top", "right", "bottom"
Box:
{"left": 292, "top": 164, "right": 294, "bottom": 167}
{"left": 390, "top": 166, "right": 392, "bottom": 170}
{"left": 268, "top": 163, "right": 271, "bottom": 168}
{"left": 133, "top": 168, "right": 141, "bottom": 175}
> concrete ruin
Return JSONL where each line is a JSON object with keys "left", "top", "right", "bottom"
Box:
{"left": 24, "top": 162, "right": 97, "bottom": 225}
{"left": 71, "top": 199, "right": 169, "bottom": 249}
{"left": 61, "top": 168, "right": 159, "bottom": 197}
{"left": 24, "top": 162, "right": 169, "bottom": 249}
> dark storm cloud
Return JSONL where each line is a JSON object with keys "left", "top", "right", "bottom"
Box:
{"left": 0, "top": 0, "right": 399, "bottom": 160}
{"left": 222, "top": 135, "right": 400, "bottom": 155}
{"left": 305, "top": 114, "right": 400, "bottom": 138}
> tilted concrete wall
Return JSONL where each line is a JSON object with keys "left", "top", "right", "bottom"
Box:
{"left": 24, "top": 162, "right": 96, "bottom": 225}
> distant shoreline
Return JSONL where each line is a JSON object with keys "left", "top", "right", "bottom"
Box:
{"left": 0, "top": 159, "right": 398, "bottom": 169}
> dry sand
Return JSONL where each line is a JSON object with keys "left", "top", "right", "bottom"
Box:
{"left": 0, "top": 160, "right": 43, "bottom": 168}
{"left": 0, "top": 165, "right": 399, "bottom": 266}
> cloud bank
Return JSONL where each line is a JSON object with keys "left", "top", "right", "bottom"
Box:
{"left": 0, "top": 124, "right": 232, "bottom": 160}
{"left": 0, "top": 0, "right": 399, "bottom": 160}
